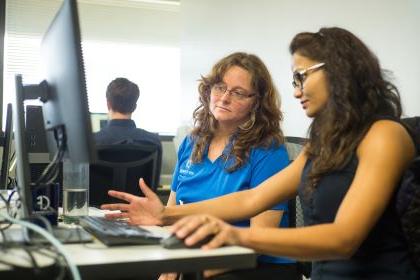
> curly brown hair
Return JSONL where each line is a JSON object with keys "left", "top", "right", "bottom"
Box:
{"left": 289, "top": 27, "right": 401, "bottom": 190}
{"left": 190, "top": 52, "right": 284, "bottom": 172}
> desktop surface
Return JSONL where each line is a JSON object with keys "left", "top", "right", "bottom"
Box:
{"left": 1, "top": 207, "right": 256, "bottom": 279}
{"left": 1, "top": 226, "right": 255, "bottom": 280}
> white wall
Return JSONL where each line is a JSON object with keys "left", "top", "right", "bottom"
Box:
{"left": 180, "top": 0, "right": 420, "bottom": 137}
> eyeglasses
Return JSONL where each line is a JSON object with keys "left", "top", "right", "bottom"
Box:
{"left": 210, "top": 83, "right": 256, "bottom": 101}
{"left": 292, "top": 62, "right": 325, "bottom": 90}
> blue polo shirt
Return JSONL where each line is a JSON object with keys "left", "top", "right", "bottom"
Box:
{"left": 171, "top": 136, "right": 294, "bottom": 264}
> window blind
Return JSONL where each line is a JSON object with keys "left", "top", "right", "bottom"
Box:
{"left": 4, "top": 0, "right": 180, "bottom": 134}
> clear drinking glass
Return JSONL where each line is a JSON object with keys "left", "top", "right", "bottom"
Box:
{"left": 62, "top": 160, "right": 89, "bottom": 223}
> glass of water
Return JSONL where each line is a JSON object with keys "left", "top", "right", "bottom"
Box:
{"left": 62, "top": 160, "right": 89, "bottom": 223}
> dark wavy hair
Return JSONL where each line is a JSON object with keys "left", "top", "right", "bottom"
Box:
{"left": 289, "top": 27, "right": 402, "bottom": 190}
{"left": 191, "top": 52, "right": 284, "bottom": 172}
{"left": 106, "top": 77, "right": 139, "bottom": 114}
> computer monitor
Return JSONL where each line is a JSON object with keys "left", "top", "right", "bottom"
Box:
{"left": 41, "top": 0, "right": 94, "bottom": 164}
{"left": 13, "top": 0, "right": 95, "bottom": 220}
{"left": 0, "top": 104, "right": 13, "bottom": 189}
{"left": 90, "top": 112, "right": 109, "bottom": 133}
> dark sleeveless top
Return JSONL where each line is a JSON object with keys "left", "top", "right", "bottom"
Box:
{"left": 298, "top": 155, "right": 418, "bottom": 280}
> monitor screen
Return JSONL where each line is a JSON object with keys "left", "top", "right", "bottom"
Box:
{"left": 90, "top": 112, "right": 109, "bottom": 133}
{"left": 13, "top": 0, "right": 94, "bottom": 219}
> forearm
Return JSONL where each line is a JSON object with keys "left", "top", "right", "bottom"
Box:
{"left": 162, "top": 172, "right": 298, "bottom": 225}
{"left": 161, "top": 189, "right": 260, "bottom": 225}
{"left": 238, "top": 224, "right": 358, "bottom": 261}
{"left": 161, "top": 162, "right": 301, "bottom": 225}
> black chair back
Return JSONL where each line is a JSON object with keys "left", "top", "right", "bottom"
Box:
{"left": 89, "top": 143, "right": 160, "bottom": 207}
{"left": 285, "top": 136, "right": 307, "bottom": 228}
{"left": 285, "top": 136, "right": 312, "bottom": 277}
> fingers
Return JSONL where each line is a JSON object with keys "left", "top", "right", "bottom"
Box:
{"left": 171, "top": 215, "right": 207, "bottom": 238}
{"left": 202, "top": 230, "right": 229, "bottom": 249}
{"left": 104, "top": 212, "right": 129, "bottom": 220}
{"left": 138, "top": 178, "right": 158, "bottom": 199}
{"left": 183, "top": 219, "right": 220, "bottom": 247}
{"left": 158, "top": 273, "right": 178, "bottom": 280}
{"left": 107, "top": 190, "right": 137, "bottom": 202}
{"left": 171, "top": 215, "right": 224, "bottom": 248}
{"left": 101, "top": 203, "right": 130, "bottom": 212}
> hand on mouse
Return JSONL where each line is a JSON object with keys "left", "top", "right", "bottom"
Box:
{"left": 170, "top": 214, "right": 244, "bottom": 249}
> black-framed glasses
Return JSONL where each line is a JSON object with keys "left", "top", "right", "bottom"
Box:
{"left": 292, "top": 62, "right": 325, "bottom": 90}
{"left": 210, "top": 83, "right": 256, "bottom": 101}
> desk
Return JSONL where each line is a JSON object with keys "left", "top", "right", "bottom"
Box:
{"left": 0, "top": 213, "right": 256, "bottom": 279}
{"left": 69, "top": 242, "right": 255, "bottom": 279}
{"left": 1, "top": 239, "right": 255, "bottom": 279}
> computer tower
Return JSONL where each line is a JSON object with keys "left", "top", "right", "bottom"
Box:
{"left": 26, "top": 105, "right": 49, "bottom": 153}
{"left": 25, "top": 105, "right": 63, "bottom": 206}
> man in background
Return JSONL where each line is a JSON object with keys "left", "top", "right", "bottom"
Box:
{"left": 95, "top": 77, "right": 161, "bottom": 149}
{"left": 92, "top": 77, "right": 162, "bottom": 203}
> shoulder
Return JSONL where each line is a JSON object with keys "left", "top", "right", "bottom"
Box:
{"left": 250, "top": 142, "right": 289, "bottom": 163}
{"left": 177, "top": 135, "right": 195, "bottom": 155}
{"left": 357, "top": 120, "right": 415, "bottom": 164}
{"left": 93, "top": 129, "right": 111, "bottom": 144}
{"left": 136, "top": 128, "right": 161, "bottom": 145}
{"left": 252, "top": 142, "right": 288, "bottom": 155}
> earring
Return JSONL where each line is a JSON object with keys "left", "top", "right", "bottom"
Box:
{"left": 239, "top": 111, "right": 256, "bottom": 131}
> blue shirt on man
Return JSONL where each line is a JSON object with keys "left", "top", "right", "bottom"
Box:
{"left": 171, "top": 136, "right": 293, "bottom": 264}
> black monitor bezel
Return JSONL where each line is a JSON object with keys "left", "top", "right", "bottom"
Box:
{"left": 0, "top": 103, "right": 13, "bottom": 189}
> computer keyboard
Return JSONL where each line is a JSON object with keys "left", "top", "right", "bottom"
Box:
{"left": 79, "top": 216, "right": 164, "bottom": 246}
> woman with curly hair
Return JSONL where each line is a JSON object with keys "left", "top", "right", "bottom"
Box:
{"left": 103, "top": 28, "right": 418, "bottom": 279}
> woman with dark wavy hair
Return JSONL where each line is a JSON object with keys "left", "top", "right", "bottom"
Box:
{"left": 103, "top": 29, "right": 418, "bottom": 279}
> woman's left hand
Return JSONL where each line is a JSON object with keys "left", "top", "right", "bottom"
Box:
{"left": 171, "top": 214, "right": 244, "bottom": 249}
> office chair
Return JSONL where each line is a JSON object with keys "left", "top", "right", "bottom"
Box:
{"left": 89, "top": 143, "right": 161, "bottom": 207}
{"left": 285, "top": 136, "right": 306, "bottom": 228}
{"left": 285, "top": 136, "right": 311, "bottom": 279}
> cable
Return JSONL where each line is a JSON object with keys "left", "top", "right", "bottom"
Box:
{"left": 37, "top": 243, "right": 67, "bottom": 280}
{"left": 34, "top": 145, "right": 63, "bottom": 186}
{"left": 0, "top": 232, "right": 66, "bottom": 279}
{"left": 34, "top": 126, "right": 66, "bottom": 187}
{"left": 0, "top": 190, "right": 14, "bottom": 230}
{"left": 22, "top": 246, "right": 41, "bottom": 275}
{"left": 0, "top": 212, "right": 81, "bottom": 280}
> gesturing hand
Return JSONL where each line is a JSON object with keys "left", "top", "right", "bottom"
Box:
{"left": 171, "top": 214, "right": 243, "bottom": 249}
{"left": 100, "top": 178, "right": 165, "bottom": 225}
{"left": 158, "top": 273, "right": 178, "bottom": 280}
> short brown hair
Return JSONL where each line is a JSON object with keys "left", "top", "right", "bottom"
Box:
{"left": 106, "top": 78, "right": 140, "bottom": 114}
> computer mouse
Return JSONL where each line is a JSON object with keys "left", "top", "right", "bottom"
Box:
{"left": 161, "top": 234, "right": 215, "bottom": 249}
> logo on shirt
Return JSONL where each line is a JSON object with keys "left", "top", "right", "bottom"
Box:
{"left": 185, "top": 159, "right": 192, "bottom": 169}
{"left": 180, "top": 160, "right": 194, "bottom": 176}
